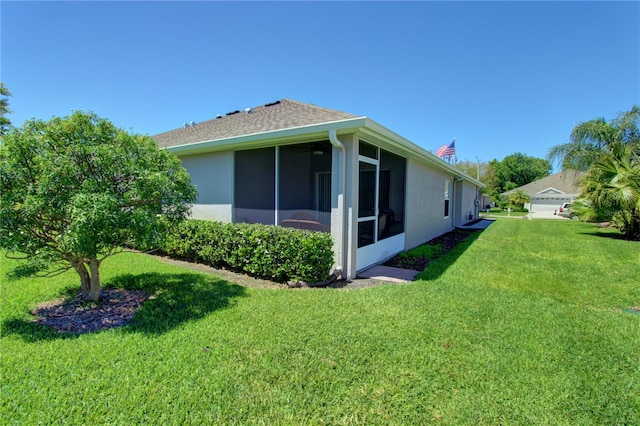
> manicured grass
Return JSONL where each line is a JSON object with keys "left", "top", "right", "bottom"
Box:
{"left": 481, "top": 210, "right": 529, "bottom": 218}
{"left": 2, "top": 220, "right": 639, "bottom": 424}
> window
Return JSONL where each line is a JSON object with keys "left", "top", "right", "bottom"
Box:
{"left": 444, "top": 179, "right": 451, "bottom": 218}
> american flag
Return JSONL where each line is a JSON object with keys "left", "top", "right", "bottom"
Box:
{"left": 435, "top": 140, "right": 456, "bottom": 158}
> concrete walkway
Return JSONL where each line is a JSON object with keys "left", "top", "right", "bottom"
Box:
{"left": 456, "top": 218, "right": 495, "bottom": 230}
{"left": 358, "top": 219, "right": 496, "bottom": 284}
{"left": 357, "top": 265, "right": 420, "bottom": 283}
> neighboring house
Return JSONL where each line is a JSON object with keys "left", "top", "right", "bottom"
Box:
{"left": 152, "top": 99, "right": 483, "bottom": 280}
{"left": 502, "top": 170, "right": 584, "bottom": 213}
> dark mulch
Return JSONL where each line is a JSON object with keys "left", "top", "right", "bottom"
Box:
{"left": 32, "top": 289, "right": 151, "bottom": 334}
{"left": 384, "top": 230, "right": 473, "bottom": 271}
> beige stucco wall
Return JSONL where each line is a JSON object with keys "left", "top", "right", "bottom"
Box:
{"left": 404, "top": 158, "right": 455, "bottom": 250}
{"left": 179, "top": 151, "right": 234, "bottom": 222}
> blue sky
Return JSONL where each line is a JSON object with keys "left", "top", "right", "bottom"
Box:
{"left": 2, "top": 1, "right": 638, "bottom": 166}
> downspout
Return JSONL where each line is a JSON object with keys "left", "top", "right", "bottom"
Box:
{"left": 328, "top": 129, "right": 346, "bottom": 279}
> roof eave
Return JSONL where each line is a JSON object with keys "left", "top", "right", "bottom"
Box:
{"left": 164, "top": 117, "right": 367, "bottom": 156}
{"left": 164, "top": 115, "right": 484, "bottom": 188}
{"left": 359, "top": 118, "right": 485, "bottom": 188}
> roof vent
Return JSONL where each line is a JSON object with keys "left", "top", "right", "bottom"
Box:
{"left": 183, "top": 122, "right": 188, "bottom": 128}
{"left": 245, "top": 107, "right": 252, "bottom": 114}
{"left": 264, "top": 100, "right": 281, "bottom": 107}
{"left": 226, "top": 110, "right": 240, "bottom": 116}
{"left": 216, "top": 114, "right": 222, "bottom": 119}
{"left": 190, "top": 121, "right": 196, "bottom": 126}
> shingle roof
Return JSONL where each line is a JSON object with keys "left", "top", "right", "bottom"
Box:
{"left": 502, "top": 170, "right": 585, "bottom": 196}
{"left": 152, "top": 99, "right": 362, "bottom": 148}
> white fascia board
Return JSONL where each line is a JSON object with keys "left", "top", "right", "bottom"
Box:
{"left": 164, "top": 114, "right": 484, "bottom": 188}
{"left": 165, "top": 117, "right": 367, "bottom": 156}
{"left": 359, "top": 118, "right": 485, "bottom": 188}
{"left": 537, "top": 187, "right": 565, "bottom": 194}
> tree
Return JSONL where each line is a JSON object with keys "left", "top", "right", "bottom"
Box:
{"left": 0, "top": 111, "right": 197, "bottom": 300}
{"left": 547, "top": 105, "right": 640, "bottom": 238}
{"left": 577, "top": 142, "right": 640, "bottom": 240}
{"left": 484, "top": 153, "right": 552, "bottom": 199}
{"left": 454, "top": 159, "right": 488, "bottom": 182}
{"left": 508, "top": 189, "right": 531, "bottom": 209}
{"left": 0, "top": 82, "right": 12, "bottom": 136}
{"left": 547, "top": 105, "right": 640, "bottom": 171}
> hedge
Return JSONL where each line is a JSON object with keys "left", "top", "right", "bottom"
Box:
{"left": 160, "top": 219, "right": 334, "bottom": 284}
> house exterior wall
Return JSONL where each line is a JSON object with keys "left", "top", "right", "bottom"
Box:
{"left": 180, "top": 151, "right": 234, "bottom": 222}
{"left": 465, "top": 180, "right": 480, "bottom": 222}
{"left": 172, "top": 131, "right": 483, "bottom": 280}
{"left": 454, "top": 180, "right": 479, "bottom": 225}
{"left": 341, "top": 134, "right": 359, "bottom": 280}
{"left": 404, "top": 158, "right": 454, "bottom": 250}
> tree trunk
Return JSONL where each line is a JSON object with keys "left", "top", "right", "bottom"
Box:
{"left": 74, "top": 261, "right": 91, "bottom": 297}
{"left": 88, "top": 257, "right": 101, "bottom": 301}
{"left": 72, "top": 258, "right": 101, "bottom": 300}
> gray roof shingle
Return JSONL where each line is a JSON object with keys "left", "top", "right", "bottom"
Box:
{"left": 152, "top": 99, "right": 362, "bottom": 148}
{"left": 502, "top": 170, "right": 585, "bottom": 196}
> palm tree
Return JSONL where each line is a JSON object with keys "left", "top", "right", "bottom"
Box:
{"left": 578, "top": 142, "right": 640, "bottom": 240}
{"left": 507, "top": 189, "right": 530, "bottom": 210}
{"left": 548, "top": 105, "right": 640, "bottom": 171}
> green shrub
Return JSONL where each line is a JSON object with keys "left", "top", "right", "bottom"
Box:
{"left": 400, "top": 244, "right": 442, "bottom": 259}
{"left": 510, "top": 206, "right": 529, "bottom": 213}
{"left": 161, "top": 220, "right": 334, "bottom": 283}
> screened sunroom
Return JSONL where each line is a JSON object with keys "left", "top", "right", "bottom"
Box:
{"left": 233, "top": 140, "right": 333, "bottom": 232}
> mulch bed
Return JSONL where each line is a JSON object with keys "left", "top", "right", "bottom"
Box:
{"left": 32, "top": 289, "right": 151, "bottom": 334}
{"left": 383, "top": 230, "right": 473, "bottom": 271}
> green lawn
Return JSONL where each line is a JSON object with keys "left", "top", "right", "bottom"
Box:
{"left": 480, "top": 210, "right": 529, "bottom": 218}
{"left": 2, "top": 220, "right": 639, "bottom": 424}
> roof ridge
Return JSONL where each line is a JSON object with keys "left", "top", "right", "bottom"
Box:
{"left": 152, "top": 98, "right": 363, "bottom": 148}
{"left": 280, "top": 98, "right": 363, "bottom": 119}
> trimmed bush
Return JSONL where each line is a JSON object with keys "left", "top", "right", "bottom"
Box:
{"left": 161, "top": 220, "right": 334, "bottom": 283}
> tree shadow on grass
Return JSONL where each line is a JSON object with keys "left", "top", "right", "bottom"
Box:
{"left": 413, "top": 231, "right": 482, "bottom": 282}
{"left": 579, "top": 230, "right": 632, "bottom": 241}
{"left": 113, "top": 272, "right": 246, "bottom": 335}
{"left": 2, "top": 272, "right": 246, "bottom": 342}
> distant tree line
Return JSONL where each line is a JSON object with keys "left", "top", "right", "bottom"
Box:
{"left": 455, "top": 153, "right": 552, "bottom": 205}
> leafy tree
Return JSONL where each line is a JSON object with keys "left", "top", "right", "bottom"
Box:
{"left": 484, "top": 153, "right": 552, "bottom": 199}
{"left": 0, "top": 82, "right": 12, "bottom": 136}
{"left": 548, "top": 105, "right": 640, "bottom": 171}
{"left": 576, "top": 142, "right": 640, "bottom": 240}
{"left": 0, "top": 112, "right": 197, "bottom": 300}
{"left": 454, "top": 159, "right": 488, "bottom": 182}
